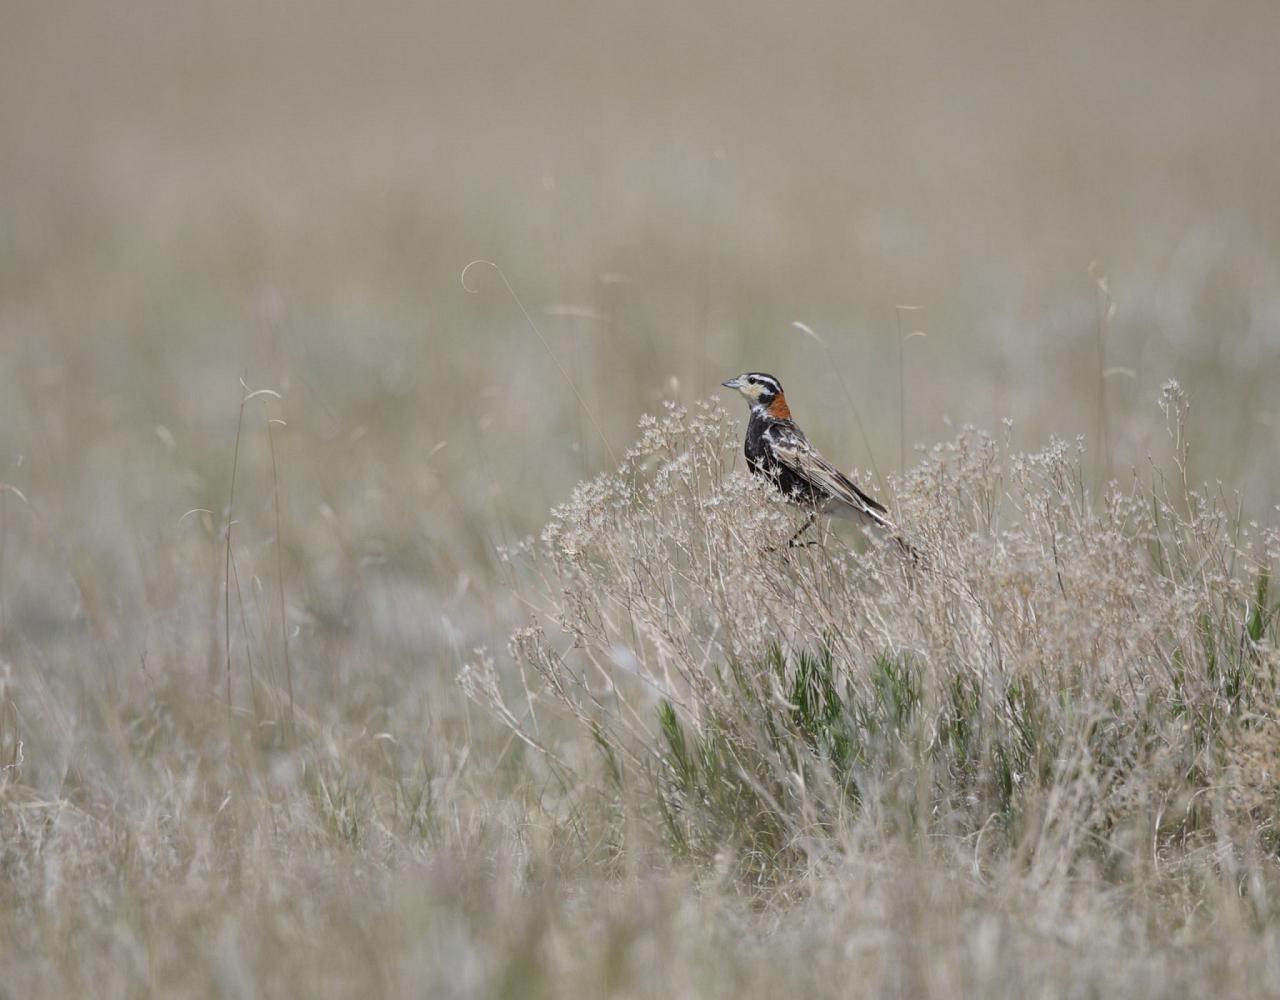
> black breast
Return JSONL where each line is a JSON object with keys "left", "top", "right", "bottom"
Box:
{"left": 744, "top": 415, "right": 825, "bottom": 507}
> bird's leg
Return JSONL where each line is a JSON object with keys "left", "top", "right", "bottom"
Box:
{"left": 786, "top": 510, "right": 819, "bottom": 548}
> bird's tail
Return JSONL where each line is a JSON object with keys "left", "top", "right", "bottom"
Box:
{"left": 851, "top": 504, "right": 922, "bottom": 566}
{"left": 821, "top": 499, "right": 922, "bottom": 565}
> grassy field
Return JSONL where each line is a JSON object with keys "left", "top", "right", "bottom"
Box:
{"left": 4, "top": 1, "right": 1280, "bottom": 995}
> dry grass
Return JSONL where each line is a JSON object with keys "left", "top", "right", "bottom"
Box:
{"left": 479, "top": 388, "right": 1280, "bottom": 883}
{"left": 6, "top": 389, "right": 1280, "bottom": 997}
{"left": 5, "top": 1, "right": 1280, "bottom": 996}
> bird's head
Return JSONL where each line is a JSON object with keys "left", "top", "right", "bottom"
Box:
{"left": 721, "top": 372, "right": 790, "bottom": 419}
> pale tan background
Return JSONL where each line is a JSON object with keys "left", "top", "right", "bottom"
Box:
{"left": 4, "top": 2, "right": 1278, "bottom": 541}
{"left": 3, "top": 3, "right": 1280, "bottom": 993}
{"left": 3, "top": 0, "right": 1279, "bottom": 693}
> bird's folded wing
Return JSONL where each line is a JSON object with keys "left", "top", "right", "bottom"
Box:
{"left": 766, "top": 425, "right": 895, "bottom": 530}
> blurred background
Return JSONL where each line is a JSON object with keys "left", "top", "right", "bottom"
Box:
{"left": 2, "top": 0, "right": 1279, "bottom": 763}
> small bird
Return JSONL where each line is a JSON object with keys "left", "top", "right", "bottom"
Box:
{"left": 721, "top": 372, "right": 909, "bottom": 552}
